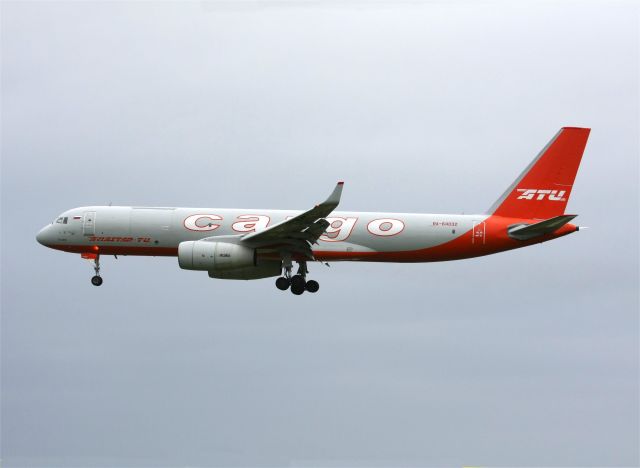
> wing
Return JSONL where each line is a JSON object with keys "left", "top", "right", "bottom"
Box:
{"left": 241, "top": 182, "right": 344, "bottom": 259}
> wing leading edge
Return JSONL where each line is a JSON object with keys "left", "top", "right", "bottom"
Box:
{"left": 240, "top": 182, "right": 344, "bottom": 257}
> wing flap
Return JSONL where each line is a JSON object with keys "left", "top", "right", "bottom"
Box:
{"left": 302, "top": 219, "right": 330, "bottom": 244}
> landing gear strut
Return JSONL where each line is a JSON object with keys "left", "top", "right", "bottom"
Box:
{"left": 91, "top": 255, "right": 103, "bottom": 286}
{"left": 274, "top": 259, "right": 320, "bottom": 295}
{"left": 275, "top": 254, "right": 293, "bottom": 291}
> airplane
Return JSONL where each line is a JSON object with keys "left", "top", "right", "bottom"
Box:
{"left": 36, "top": 127, "right": 590, "bottom": 295}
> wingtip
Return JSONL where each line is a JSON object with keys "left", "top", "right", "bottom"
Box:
{"left": 323, "top": 181, "right": 344, "bottom": 206}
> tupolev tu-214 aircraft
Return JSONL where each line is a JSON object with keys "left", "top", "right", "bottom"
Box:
{"left": 37, "top": 127, "right": 590, "bottom": 295}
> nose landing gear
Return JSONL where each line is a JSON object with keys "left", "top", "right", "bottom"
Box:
{"left": 90, "top": 254, "right": 103, "bottom": 287}
{"left": 274, "top": 260, "right": 319, "bottom": 295}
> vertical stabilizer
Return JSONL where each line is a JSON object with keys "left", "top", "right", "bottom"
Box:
{"left": 488, "top": 127, "right": 590, "bottom": 219}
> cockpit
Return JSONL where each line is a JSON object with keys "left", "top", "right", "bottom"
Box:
{"left": 38, "top": 210, "right": 86, "bottom": 248}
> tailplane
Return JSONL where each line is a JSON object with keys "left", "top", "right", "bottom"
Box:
{"left": 488, "top": 127, "right": 590, "bottom": 219}
{"left": 508, "top": 214, "right": 578, "bottom": 240}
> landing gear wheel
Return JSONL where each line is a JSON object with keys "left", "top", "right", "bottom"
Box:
{"left": 290, "top": 275, "right": 306, "bottom": 295}
{"left": 91, "top": 275, "right": 103, "bottom": 286}
{"left": 275, "top": 277, "right": 290, "bottom": 291}
{"left": 305, "top": 280, "right": 319, "bottom": 293}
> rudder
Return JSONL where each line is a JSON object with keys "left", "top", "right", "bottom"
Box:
{"left": 488, "top": 127, "right": 590, "bottom": 219}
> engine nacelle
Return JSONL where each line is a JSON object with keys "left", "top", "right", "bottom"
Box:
{"left": 178, "top": 241, "right": 255, "bottom": 271}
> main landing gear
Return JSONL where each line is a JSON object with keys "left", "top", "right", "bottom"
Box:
{"left": 275, "top": 260, "right": 319, "bottom": 295}
{"left": 90, "top": 255, "right": 103, "bottom": 287}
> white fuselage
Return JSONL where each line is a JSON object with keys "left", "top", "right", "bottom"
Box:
{"left": 37, "top": 205, "right": 492, "bottom": 262}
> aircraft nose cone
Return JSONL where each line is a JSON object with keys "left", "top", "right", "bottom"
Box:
{"left": 36, "top": 226, "right": 50, "bottom": 246}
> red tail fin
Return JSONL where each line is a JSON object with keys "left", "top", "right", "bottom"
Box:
{"left": 488, "top": 127, "right": 590, "bottom": 219}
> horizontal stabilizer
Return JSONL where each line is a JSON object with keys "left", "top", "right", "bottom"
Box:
{"left": 508, "top": 214, "right": 577, "bottom": 240}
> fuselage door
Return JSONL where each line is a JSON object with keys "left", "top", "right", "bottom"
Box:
{"left": 472, "top": 220, "right": 486, "bottom": 245}
{"left": 83, "top": 211, "right": 96, "bottom": 236}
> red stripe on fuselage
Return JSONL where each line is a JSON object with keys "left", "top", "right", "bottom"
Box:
{"left": 49, "top": 244, "right": 179, "bottom": 256}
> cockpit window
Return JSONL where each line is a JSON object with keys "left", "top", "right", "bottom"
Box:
{"left": 55, "top": 217, "right": 69, "bottom": 224}
{"left": 56, "top": 217, "right": 63, "bottom": 224}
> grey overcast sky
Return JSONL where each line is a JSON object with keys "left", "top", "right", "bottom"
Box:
{"left": 1, "top": 1, "right": 638, "bottom": 467}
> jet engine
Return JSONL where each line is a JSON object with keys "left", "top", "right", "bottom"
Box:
{"left": 178, "top": 240, "right": 281, "bottom": 280}
{"left": 178, "top": 240, "right": 255, "bottom": 271}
